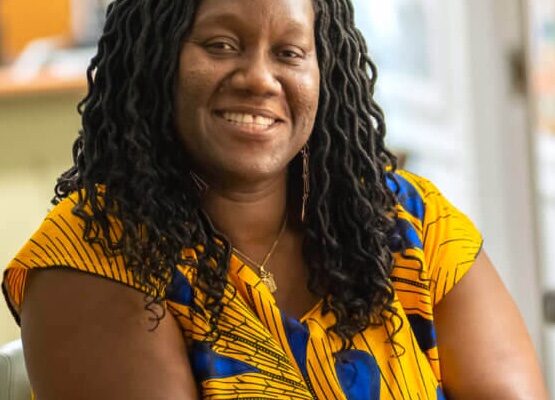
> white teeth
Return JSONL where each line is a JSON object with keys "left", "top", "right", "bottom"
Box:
{"left": 222, "top": 112, "right": 275, "bottom": 127}
{"left": 255, "top": 115, "right": 273, "bottom": 125}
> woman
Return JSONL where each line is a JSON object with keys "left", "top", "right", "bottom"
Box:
{"left": 2, "top": 0, "right": 547, "bottom": 398}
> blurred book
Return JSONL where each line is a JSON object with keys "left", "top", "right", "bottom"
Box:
{"left": 0, "top": 0, "right": 108, "bottom": 64}
{"left": 0, "top": 0, "right": 72, "bottom": 63}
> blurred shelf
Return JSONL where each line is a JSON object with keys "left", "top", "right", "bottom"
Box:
{"left": 0, "top": 68, "right": 86, "bottom": 99}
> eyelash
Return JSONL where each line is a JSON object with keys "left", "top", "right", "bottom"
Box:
{"left": 205, "top": 41, "right": 238, "bottom": 53}
{"left": 278, "top": 49, "right": 304, "bottom": 60}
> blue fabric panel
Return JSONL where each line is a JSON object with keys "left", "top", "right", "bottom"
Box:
{"left": 407, "top": 314, "right": 437, "bottom": 351}
{"left": 166, "top": 269, "right": 193, "bottom": 305}
{"left": 437, "top": 386, "right": 447, "bottom": 400}
{"left": 281, "top": 312, "right": 310, "bottom": 377}
{"left": 190, "top": 341, "right": 259, "bottom": 381}
{"left": 390, "top": 218, "right": 423, "bottom": 252}
{"left": 334, "top": 349, "right": 381, "bottom": 400}
{"left": 386, "top": 173, "right": 425, "bottom": 221}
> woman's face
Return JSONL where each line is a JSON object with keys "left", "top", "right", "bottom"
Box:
{"left": 174, "top": 0, "right": 320, "bottom": 185}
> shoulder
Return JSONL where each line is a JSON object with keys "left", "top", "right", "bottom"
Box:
{"left": 5, "top": 192, "right": 87, "bottom": 274}
{"left": 387, "top": 170, "right": 483, "bottom": 305}
{"left": 387, "top": 169, "right": 482, "bottom": 246}
{"left": 386, "top": 169, "right": 444, "bottom": 220}
{"left": 2, "top": 191, "right": 151, "bottom": 322}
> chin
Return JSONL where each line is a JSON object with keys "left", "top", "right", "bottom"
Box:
{"left": 215, "top": 157, "right": 289, "bottom": 184}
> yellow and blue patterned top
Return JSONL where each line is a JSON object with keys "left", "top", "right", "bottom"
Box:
{"left": 3, "top": 170, "right": 483, "bottom": 399}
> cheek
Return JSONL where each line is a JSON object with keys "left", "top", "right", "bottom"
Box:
{"left": 177, "top": 66, "right": 213, "bottom": 106}
{"left": 174, "top": 59, "right": 218, "bottom": 140}
{"left": 291, "top": 71, "right": 320, "bottom": 135}
{"left": 176, "top": 45, "right": 219, "bottom": 110}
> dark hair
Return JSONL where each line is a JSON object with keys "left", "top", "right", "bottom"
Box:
{"left": 54, "top": 0, "right": 400, "bottom": 349}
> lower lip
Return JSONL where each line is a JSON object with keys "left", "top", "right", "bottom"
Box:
{"left": 214, "top": 113, "right": 281, "bottom": 141}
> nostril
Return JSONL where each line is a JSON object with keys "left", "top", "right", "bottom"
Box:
{"left": 228, "top": 64, "right": 281, "bottom": 95}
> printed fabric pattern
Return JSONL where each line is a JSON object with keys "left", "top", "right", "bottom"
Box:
{"left": 2, "top": 170, "right": 483, "bottom": 399}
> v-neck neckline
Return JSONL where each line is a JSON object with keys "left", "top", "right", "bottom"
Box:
{"left": 228, "top": 253, "right": 323, "bottom": 323}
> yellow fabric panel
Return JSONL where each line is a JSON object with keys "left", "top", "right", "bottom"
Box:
{"left": 201, "top": 372, "right": 313, "bottom": 399}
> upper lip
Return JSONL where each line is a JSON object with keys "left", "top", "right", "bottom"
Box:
{"left": 215, "top": 106, "right": 285, "bottom": 122}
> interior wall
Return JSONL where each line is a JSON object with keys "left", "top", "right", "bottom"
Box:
{"left": 0, "top": 92, "right": 81, "bottom": 344}
{"left": 465, "top": 0, "right": 543, "bottom": 347}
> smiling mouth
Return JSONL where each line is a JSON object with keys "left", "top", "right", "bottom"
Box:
{"left": 216, "top": 111, "right": 278, "bottom": 132}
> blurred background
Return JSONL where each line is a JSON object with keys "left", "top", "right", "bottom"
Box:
{"left": 0, "top": 0, "right": 553, "bottom": 396}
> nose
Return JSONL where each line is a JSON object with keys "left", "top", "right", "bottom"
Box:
{"left": 228, "top": 50, "right": 281, "bottom": 97}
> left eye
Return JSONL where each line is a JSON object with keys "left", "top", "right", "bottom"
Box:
{"left": 278, "top": 49, "right": 303, "bottom": 59}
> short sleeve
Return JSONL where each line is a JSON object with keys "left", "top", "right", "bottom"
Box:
{"left": 391, "top": 170, "right": 483, "bottom": 306}
{"left": 2, "top": 193, "right": 155, "bottom": 325}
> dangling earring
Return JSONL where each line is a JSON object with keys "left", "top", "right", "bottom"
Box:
{"left": 301, "top": 145, "right": 310, "bottom": 223}
{"left": 190, "top": 170, "right": 208, "bottom": 194}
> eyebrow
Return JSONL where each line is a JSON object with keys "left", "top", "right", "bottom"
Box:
{"left": 194, "top": 12, "right": 243, "bottom": 28}
{"left": 193, "top": 12, "right": 311, "bottom": 36}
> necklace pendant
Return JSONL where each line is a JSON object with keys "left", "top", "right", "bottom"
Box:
{"left": 260, "top": 270, "right": 277, "bottom": 293}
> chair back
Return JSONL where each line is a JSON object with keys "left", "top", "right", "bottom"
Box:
{"left": 0, "top": 340, "right": 31, "bottom": 400}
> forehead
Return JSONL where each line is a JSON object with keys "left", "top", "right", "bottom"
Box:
{"left": 193, "top": 0, "right": 315, "bottom": 35}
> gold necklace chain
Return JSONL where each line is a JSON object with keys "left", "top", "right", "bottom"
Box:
{"left": 232, "top": 215, "right": 287, "bottom": 293}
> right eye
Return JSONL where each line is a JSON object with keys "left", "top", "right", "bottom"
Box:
{"left": 205, "top": 40, "right": 238, "bottom": 54}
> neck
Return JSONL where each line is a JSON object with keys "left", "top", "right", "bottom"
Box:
{"left": 200, "top": 173, "right": 289, "bottom": 258}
